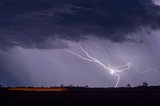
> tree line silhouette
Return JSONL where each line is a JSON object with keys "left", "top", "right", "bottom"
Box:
{"left": 0, "top": 82, "right": 153, "bottom": 90}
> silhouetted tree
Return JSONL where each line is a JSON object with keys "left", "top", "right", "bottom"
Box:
{"left": 142, "top": 82, "right": 148, "bottom": 87}
{"left": 60, "top": 84, "right": 64, "bottom": 88}
{"left": 85, "top": 85, "right": 89, "bottom": 88}
{"left": 69, "top": 84, "right": 73, "bottom": 87}
{"left": 127, "top": 84, "right": 131, "bottom": 88}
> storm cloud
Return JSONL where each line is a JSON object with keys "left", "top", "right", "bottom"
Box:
{"left": 0, "top": 0, "right": 160, "bottom": 49}
{"left": 1, "top": 0, "right": 160, "bottom": 87}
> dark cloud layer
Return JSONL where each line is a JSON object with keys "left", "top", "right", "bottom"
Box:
{"left": 0, "top": 0, "right": 160, "bottom": 49}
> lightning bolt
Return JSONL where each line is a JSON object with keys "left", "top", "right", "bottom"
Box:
{"left": 66, "top": 43, "right": 131, "bottom": 87}
{"left": 134, "top": 56, "right": 160, "bottom": 74}
{"left": 92, "top": 43, "right": 132, "bottom": 87}
{"left": 94, "top": 43, "right": 160, "bottom": 75}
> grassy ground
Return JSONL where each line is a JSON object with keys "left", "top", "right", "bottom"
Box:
{"left": 0, "top": 86, "right": 160, "bottom": 106}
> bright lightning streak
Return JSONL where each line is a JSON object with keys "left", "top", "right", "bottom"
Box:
{"left": 93, "top": 43, "right": 131, "bottom": 73}
{"left": 66, "top": 49, "right": 95, "bottom": 62}
{"left": 114, "top": 63, "right": 131, "bottom": 72}
{"left": 93, "top": 43, "right": 111, "bottom": 68}
{"left": 66, "top": 43, "right": 160, "bottom": 87}
{"left": 66, "top": 43, "right": 131, "bottom": 87}
{"left": 77, "top": 44, "right": 111, "bottom": 70}
{"left": 92, "top": 44, "right": 131, "bottom": 87}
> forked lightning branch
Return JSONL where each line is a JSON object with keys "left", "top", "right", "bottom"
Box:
{"left": 66, "top": 43, "right": 160, "bottom": 87}
{"left": 66, "top": 43, "right": 131, "bottom": 87}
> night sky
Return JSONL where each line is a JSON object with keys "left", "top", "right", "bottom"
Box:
{"left": 0, "top": 0, "right": 160, "bottom": 87}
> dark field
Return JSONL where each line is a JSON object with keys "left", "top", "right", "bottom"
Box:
{"left": 0, "top": 87, "right": 160, "bottom": 106}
